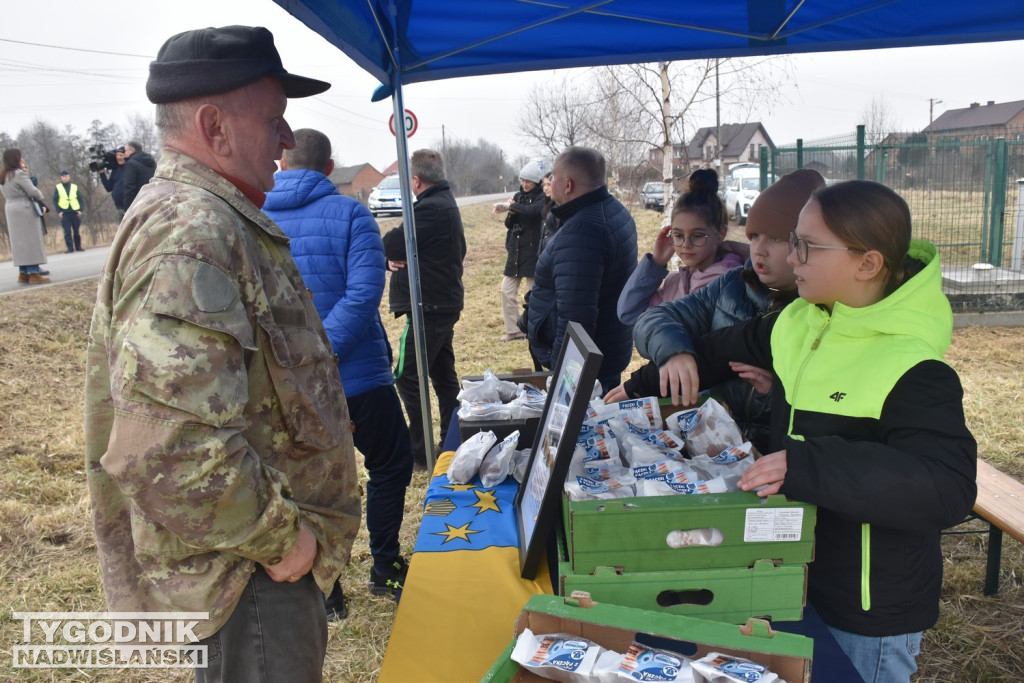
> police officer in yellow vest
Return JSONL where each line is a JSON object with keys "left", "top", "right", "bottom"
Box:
{"left": 53, "top": 170, "right": 84, "bottom": 252}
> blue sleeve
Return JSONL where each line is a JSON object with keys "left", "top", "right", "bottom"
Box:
{"left": 634, "top": 276, "right": 728, "bottom": 365}
{"left": 617, "top": 253, "right": 668, "bottom": 325}
{"left": 319, "top": 205, "right": 386, "bottom": 359}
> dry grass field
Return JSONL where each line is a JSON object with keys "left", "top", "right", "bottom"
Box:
{"left": 0, "top": 201, "right": 1021, "bottom": 681}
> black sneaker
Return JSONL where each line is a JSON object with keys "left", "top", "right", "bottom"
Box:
{"left": 369, "top": 557, "right": 408, "bottom": 597}
{"left": 324, "top": 580, "right": 348, "bottom": 621}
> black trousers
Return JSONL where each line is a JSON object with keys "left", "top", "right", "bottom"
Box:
{"left": 60, "top": 212, "right": 82, "bottom": 251}
{"left": 394, "top": 311, "right": 461, "bottom": 465}
{"left": 347, "top": 384, "right": 413, "bottom": 569}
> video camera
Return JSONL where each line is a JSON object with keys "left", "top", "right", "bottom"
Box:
{"left": 88, "top": 144, "right": 122, "bottom": 173}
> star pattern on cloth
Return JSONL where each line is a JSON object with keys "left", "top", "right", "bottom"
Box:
{"left": 443, "top": 483, "right": 477, "bottom": 492}
{"left": 470, "top": 489, "right": 501, "bottom": 515}
{"left": 433, "top": 522, "right": 483, "bottom": 544}
{"left": 424, "top": 498, "right": 457, "bottom": 517}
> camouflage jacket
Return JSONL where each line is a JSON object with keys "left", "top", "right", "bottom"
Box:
{"left": 84, "top": 150, "right": 361, "bottom": 638}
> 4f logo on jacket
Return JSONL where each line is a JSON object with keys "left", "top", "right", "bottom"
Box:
{"left": 830, "top": 391, "right": 847, "bottom": 402}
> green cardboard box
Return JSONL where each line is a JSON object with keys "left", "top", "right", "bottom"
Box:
{"left": 481, "top": 592, "right": 813, "bottom": 682}
{"left": 559, "top": 558, "right": 807, "bottom": 624}
{"left": 563, "top": 491, "right": 816, "bottom": 574}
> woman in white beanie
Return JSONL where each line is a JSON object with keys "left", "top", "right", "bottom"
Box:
{"left": 493, "top": 160, "right": 545, "bottom": 341}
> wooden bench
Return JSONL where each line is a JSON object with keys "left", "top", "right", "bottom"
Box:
{"left": 968, "top": 459, "right": 1024, "bottom": 595}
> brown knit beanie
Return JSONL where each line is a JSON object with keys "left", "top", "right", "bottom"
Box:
{"left": 745, "top": 169, "right": 825, "bottom": 240}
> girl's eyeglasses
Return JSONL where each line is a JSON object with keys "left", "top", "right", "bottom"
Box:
{"left": 788, "top": 232, "right": 864, "bottom": 264}
{"left": 669, "top": 232, "right": 710, "bottom": 247}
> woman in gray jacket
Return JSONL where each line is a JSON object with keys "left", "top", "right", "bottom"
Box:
{"left": 1, "top": 149, "right": 50, "bottom": 284}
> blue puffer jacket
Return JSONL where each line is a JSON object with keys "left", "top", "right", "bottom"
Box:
{"left": 527, "top": 186, "right": 638, "bottom": 379}
{"left": 264, "top": 169, "right": 394, "bottom": 398}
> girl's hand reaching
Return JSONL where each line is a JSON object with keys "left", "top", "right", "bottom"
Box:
{"left": 729, "top": 362, "right": 772, "bottom": 395}
{"left": 659, "top": 353, "right": 700, "bottom": 406}
{"left": 738, "top": 450, "right": 788, "bottom": 497}
{"left": 603, "top": 383, "right": 628, "bottom": 403}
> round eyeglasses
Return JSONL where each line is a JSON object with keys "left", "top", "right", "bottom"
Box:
{"left": 669, "top": 231, "right": 710, "bottom": 247}
{"left": 788, "top": 232, "right": 864, "bottom": 264}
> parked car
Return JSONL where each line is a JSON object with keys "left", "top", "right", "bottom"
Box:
{"left": 640, "top": 181, "right": 666, "bottom": 210}
{"left": 723, "top": 167, "right": 762, "bottom": 225}
{"left": 368, "top": 174, "right": 409, "bottom": 217}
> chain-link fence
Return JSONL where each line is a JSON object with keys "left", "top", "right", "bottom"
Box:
{"left": 768, "top": 126, "right": 1024, "bottom": 312}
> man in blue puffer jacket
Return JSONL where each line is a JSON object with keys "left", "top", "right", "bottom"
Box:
{"left": 527, "top": 147, "right": 638, "bottom": 392}
{"left": 264, "top": 129, "right": 413, "bottom": 615}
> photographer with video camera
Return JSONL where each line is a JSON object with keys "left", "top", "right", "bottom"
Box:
{"left": 91, "top": 145, "right": 126, "bottom": 216}
{"left": 122, "top": 140, "right": 155, "bottom": 209}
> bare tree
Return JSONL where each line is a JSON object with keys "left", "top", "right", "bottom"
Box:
{"left": 860, "top": 96, "right": 901, "bottom": 146}
{"left": 516, "top": 77, "right": 595, "bottom": 157}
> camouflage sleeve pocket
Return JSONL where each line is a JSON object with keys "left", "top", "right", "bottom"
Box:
{"left": 258, "top": 313, "right": 349, "bottom": 457}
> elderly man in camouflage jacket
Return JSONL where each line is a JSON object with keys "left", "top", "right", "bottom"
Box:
{"left": 83, "top": 26, "right": 360, "bottom": 682}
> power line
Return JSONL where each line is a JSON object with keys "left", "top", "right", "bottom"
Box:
{"left": 0, "top": 37, "right": 153, "bottom": 59}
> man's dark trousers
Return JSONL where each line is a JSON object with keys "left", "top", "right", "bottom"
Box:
{"left": 61, "top": 212, "right": 82, "bottom": 251}
{"left": 347, "top": 383, "right": 413, "bottom": 569}
{"left": 394, "top": 311, "right": 461, "bottom": 468}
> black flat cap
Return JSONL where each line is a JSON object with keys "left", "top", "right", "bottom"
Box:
{"left": 146, "top": 25, "right": 330, "bottom": 104}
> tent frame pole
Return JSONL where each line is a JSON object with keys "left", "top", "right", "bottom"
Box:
{"left": 390, "top": 72, "right": 437, "bottom": 473}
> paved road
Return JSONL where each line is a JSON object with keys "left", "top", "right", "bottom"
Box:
{"left": 0, "top": 192, "right": 512, "bottom": 296}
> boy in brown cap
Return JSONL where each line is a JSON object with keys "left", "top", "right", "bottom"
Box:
{"left": 608, "top": 169, "right": 825, "bottom": 452}
{"left": 84, "top": 25, "right": 359, "bottom": 683}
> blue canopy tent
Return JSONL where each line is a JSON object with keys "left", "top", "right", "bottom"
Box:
{"left": 272, "top": 0, "right": 1024, "bottom": 469}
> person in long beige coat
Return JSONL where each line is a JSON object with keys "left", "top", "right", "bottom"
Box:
{"left": 1, "top": 148, "right": 50, "bottom": 284}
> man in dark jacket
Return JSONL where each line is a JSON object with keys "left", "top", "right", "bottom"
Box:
{"left": 264, "top": 128, "right": 414, "bottom": 611}
{"left": 382, "top": 149, "right": 467, "bottom": 471}
{"left": 527, "top": 147, "right": 638, "bottom": 393}
{"left": 122, "top": 140, "right": 156, "bottom": 209}
{"left": 98, "top": 147, "right": 126, "bottom": 216}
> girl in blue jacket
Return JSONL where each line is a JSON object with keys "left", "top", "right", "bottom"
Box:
{"left": 637, "top": 180, "right": 976, "bottom": 682}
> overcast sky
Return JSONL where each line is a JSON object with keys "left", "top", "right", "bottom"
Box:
{"left": 3, "top": 0, "right": 1024, "bottom": 173}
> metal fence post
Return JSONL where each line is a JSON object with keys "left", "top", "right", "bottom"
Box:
{"left": 759, "top": 147, "right": 769, "bottom": 190}
{"left": 1013, "top": 178, "right": 1024, "bottom": 272}
{"left": 989, "top": 138, "right": 1008, "bottom": 267}
{"left": 796, "top": 139, "right": 803, "bottom": 169}
{"left": 856, "top": 125, "right": 866, "bottom": 180}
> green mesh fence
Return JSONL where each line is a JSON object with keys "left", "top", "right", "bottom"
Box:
{"left": 771, "top": 126, "right": 1024, "bottom": 312}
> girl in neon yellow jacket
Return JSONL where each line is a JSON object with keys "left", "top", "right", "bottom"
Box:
{"left": 635, "top": 180, "right": 976, "bottom": 683}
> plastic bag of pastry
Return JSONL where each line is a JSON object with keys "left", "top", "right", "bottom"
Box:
{"left": 632, "top": 458, "right": 695, "bottom": 481}
{"left": 511, "top": 448, "right": 533, "bottom": 483}
{"left": 447, "top": 430, "right": 497, "bottom": 484}
{"left": 565, "top": 473, "right": 637, "bottom": 501}
{"left": 458, "top": 368, "right": 520, "bottom": 403}
{"left": 509, "top": 383, "right": 548, "bottom": 418}
{"left": 664, "top": 408, "right": 699, "bottom": 439}
{"left": 620, "top": 420, "right": 685, "bottom": 453}
{"left": 510, "top": 628, "right": 605, "bottom": 682}
{"left": 577, "top": 422, "right": 620, "bottom": 461}
{"left": 479, "top": 430, "right": 520, "bottom": 487}
{"left": 683, "top": 398, "right": 744, "bottom": 459}
{"left": 591, "top": 648, "right": 628, "bottom": 683}
{"left": 586, "top": 396, "right": 661, "bottom": 429}
{"left": 690, "top": 652, "right": 778, "bottom": 683}
{"left": 617, "top": 641, "right": 694, "bottom": 681}
{"left": 457, "top": 400, "right": 512, "bottom": 421}
{"left": 636, "top": 475, "right": 727, "bottom": 497}
{"left": 687, "top": 443, "right": 756, "bottom": 491}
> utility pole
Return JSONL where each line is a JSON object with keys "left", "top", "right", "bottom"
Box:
{"left": 929, "top": 98, "right": 943, "bottom": 125}
{"left": 441, "top": 124, "right": 447, "bottom": 171}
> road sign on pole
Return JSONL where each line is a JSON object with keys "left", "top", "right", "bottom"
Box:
{"left": 389, "top": 109, "right": 418, "bottom": 137}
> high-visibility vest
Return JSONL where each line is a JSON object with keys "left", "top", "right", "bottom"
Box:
{"left": 56, "top": 183, "right": 81, "bottom": 211}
